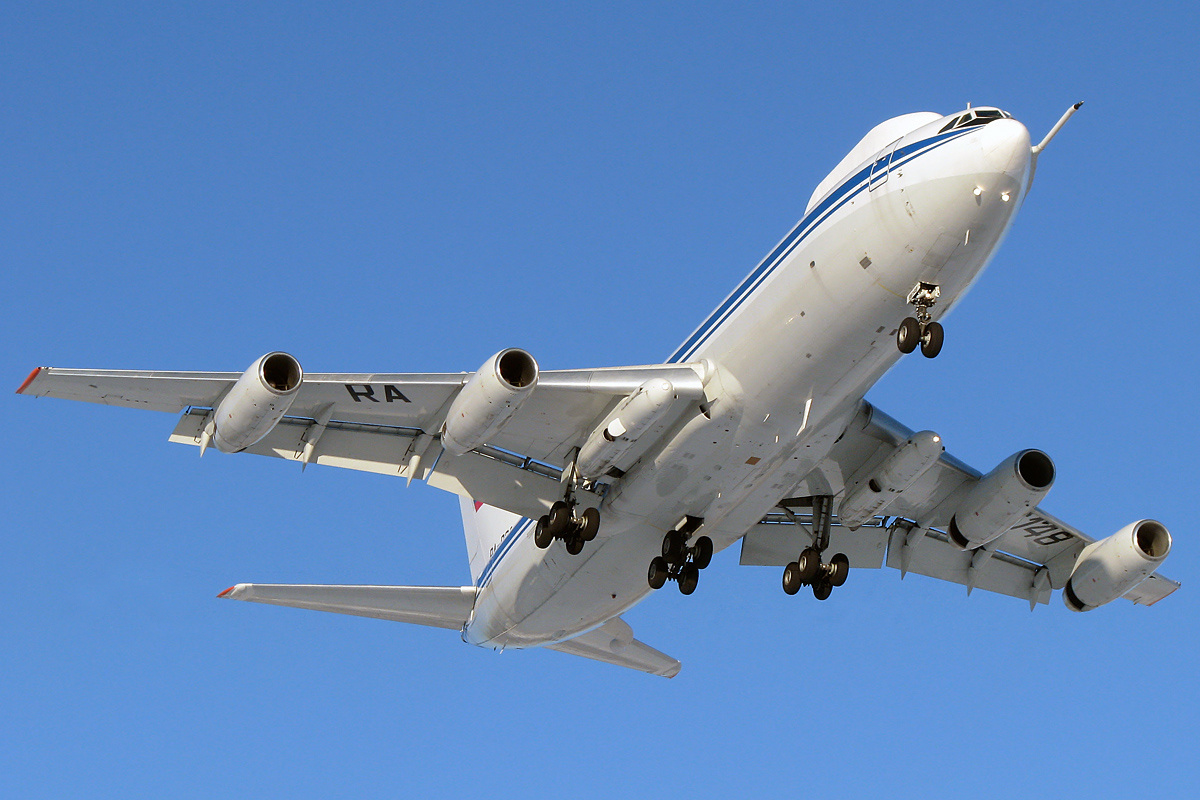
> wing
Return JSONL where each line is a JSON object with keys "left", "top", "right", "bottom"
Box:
{"left": 740, "top": 401, "right": 1179, "bottom": 609}
{"left": 18, "top": 361, "right": 707, "bottom": 520}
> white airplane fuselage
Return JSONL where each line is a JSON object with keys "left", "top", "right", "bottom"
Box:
{"left": 465, "top": 111, "right": 1034, "bottom": 648}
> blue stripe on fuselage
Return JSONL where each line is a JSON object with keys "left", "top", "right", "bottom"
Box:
{"left": 667, "top": 127, "right": 975, "bottom": 364}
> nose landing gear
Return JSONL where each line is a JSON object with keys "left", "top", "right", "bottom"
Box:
{"left": 648, "top": 516, "right": 713, "bottom": 595}
{"left": 779, "top": 496, "right": 850, "bottom": 600}
{"left": 897, "top": 282, "right": 944, "bottom": 359}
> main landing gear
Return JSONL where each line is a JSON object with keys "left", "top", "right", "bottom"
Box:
{"left": 780, "top": 496, "right": 849, "bottom": 601}
{"left": 648, "top": 516, "right": 713, "bottom": 595}
{"left": 534, "top": 448, "right": 601, "bottom": 556}
{"left": 534, "top": 500, "right": 600, "bottom": 555}
{"left": 897, "top": 282, "right": 944, "bottom": 359}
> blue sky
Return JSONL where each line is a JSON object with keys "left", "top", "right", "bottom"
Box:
{"left": 3, "top": 3, "right": 1197, "bottom": 796}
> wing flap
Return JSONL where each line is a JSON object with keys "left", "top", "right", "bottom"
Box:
{"left": 218, "top": 583, "right": 478, "bottom": 630}
{"left": 547, "top": 617, "right": 681, "bottom": 678}
{"left": 883, "top": 526, "right": 1053, "bottom": 606}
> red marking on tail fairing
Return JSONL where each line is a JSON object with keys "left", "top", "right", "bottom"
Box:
{"left": 216, "top": 586, "right": 235, "bottom": 598}
{"left": 16, "top": 367, "right": 42, "bottom": 394}
{"left": 474, "top": 501, "right": 484, "bottom": 511}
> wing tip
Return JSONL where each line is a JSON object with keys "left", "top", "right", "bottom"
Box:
{"left": 216, "top": 585, "right": 238, "bottom": 598}
{"left": 15, "top": 367, "right": 42, "bottom": 395}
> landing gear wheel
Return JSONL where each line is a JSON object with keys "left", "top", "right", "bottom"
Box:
{"left": 565, "top": 536, "right": 584, "bottom": 555}
{"left": 797, "top": 548, "right": 822, "bottom": 584}
{"left": 662, "top": 531, "right": 685, "bottom": 560}
{"left": 678, "top": 564, "right": 700, "bottom": 595}
{"left": 920, "top": 321, "right": 944, "bottom": 359}
{"left": 692, "top": 536, "right": 714, "bottom": 569}
{"left": 547, "top": 502, "right": 572, "bottom": 535}
{"left": 782, "top": 562, "right": 803, "bottom": 595}
{"left": 577, "top": 507, "right": 600, "bottom": 541}
{"left": 897, "top": 317, "right": 921, "bottom": 354}
{"left": 813, "top": 578, "right": 833, "bottom": 601}
{"left": 829, "top": 553, "right": 850, "bottom": 587}
{"left": 534, "top": 516, "right": 554, "bottom": 549}
{"left": 647, "top": 556, "right": 669, "bottom": 589}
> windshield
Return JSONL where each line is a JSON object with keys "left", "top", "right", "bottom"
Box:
{"left": 940, "top": 107, "right": 1012, "bottom": 133}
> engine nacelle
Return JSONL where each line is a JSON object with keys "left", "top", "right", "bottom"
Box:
{"left": 576, "top": 378, "right": 675, "bottom": 479}
{"left": 838, "top": 430, "right": 944, "bottom": 529}
{"left": 213, "top": 352, "right": 303, "bottom": 453}
{"left": 1063, "top": 520, "right": 1172, "bottom": 612}
{"left": 948, "top": 449, "right": 1055, "bottom": 550}
{"left": 441, "top": 348, "right": 539, "bottom": 455}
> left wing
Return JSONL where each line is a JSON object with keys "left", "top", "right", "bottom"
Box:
{"left": 741, "top": 401, "right": 1179, "bottom": 609}
{"left": 17, "top": 359, "right": 707, "bottom": 520}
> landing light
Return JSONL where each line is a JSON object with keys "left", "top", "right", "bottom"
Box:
{"left": 1001, "top": 191, "right": 1011, "bottom": 202}
{"left": 973, "top": 186, "right": 983, "bottom": 197}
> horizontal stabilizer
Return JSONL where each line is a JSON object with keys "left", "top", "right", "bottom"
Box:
{"left": 547, "top": 617, "right": 681, "bottom": 678}
{"left": 218, "top": 584, "right": 477, "bottom": 630}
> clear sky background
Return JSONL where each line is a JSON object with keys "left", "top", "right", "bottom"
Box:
{"left": 3, "top": 3, "right": 1197, "bottom": 797}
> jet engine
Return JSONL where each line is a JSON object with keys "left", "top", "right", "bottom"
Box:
{"left": 442, "top": 348, "right": 539, "bottom": 455}
{"left": 947, "top": 449, "right": 1055, "bottom": 550}
{"left": 576, "top": 378, "right": 675, "bottom": 479}
{"left": 838, "top": 430, "right": 944, "bottom": 529}
{"left": 213, "top": 352, "right": 303, "bottom": 453}
{"left": 1063, "top": 520, "right": 1172, "bottom": 612}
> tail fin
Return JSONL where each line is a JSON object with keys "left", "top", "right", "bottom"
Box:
{"left": 458, "top": 496, "right": 524, "bottom": 584}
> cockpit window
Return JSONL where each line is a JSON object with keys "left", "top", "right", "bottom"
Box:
{"left": 939, "top": 107, "right": 1012, "bottom": 133}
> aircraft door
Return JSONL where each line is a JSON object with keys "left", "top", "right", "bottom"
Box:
{"left": 868, "top": 137, "right": 901, "bottom": 191}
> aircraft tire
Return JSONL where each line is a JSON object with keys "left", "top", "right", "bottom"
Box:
{"left": 662, "top": 531, "right": 685, "bottom": 560}
{"left": 547, "top": 501, "right": 572, "bottom": 535}
{"left": 813, "top": 578, "right": 833, "bottom": 601}
{"left": 829, "top": 553, "right": 849, "bottom": 587}
{"left": 565, "top": 536, "right": 584, "bottom": 555}
{"left": 897, "top": 317, "right": 921, "bottom": 354}
{"left": 678, "top": 564, "right": 699, "bottom": 595}
{"left": 692, "top": 536, "right": 714, "bottom": 569}
{"left": 920, "top": 321, "right": 944, "bottom": 358}
{"left": 648, "top": 557, "right": 669, "bottom": 590}
{"left": 797, "top": 548, "right": 822, "bottom": 583}
{"left": 783, "top": 562, "right": 803, "bottom": 595}
{"left": 578, "top": 507, "right": 600, "bottom": 541}
{"left": 534, "top": 516, "right": 554, "bottom": 549}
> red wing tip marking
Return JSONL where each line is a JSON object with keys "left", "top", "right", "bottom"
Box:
{"left": 216, "top": 586, "right": 236, "bottom": 598}
{"left": 15, "top": 367, "right": 42, "bottom": 395}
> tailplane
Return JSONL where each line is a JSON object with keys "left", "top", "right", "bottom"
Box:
{"left": 217, "top": 584, "right": 476, "bottom": 629}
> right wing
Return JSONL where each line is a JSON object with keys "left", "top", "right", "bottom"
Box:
{"left": 741, "top": 401, "right": 1179, "bottom": 609}
{"left": 18, "top": 361, "right": 708, "bottom": 520}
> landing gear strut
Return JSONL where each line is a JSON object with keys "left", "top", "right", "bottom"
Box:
{"left": 648, "top": 516, "right": 713, "bottom": 595}
{"left": 780, "top": 496, "right": 850, "bottom": 600}
{"left": 897, "top": 282, "right": 944, "bottom": 359}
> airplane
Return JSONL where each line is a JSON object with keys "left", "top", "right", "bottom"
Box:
{"left": 17, "top": 102, "right": 1178, "bottom": 678}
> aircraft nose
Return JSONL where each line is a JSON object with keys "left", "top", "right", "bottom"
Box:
{"left": 979, "top": 119, "right": 1032, "bottom": 183}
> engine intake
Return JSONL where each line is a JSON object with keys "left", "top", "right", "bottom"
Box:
{"left": 948, "top": 449, "right": 1055, "bottom": 550}
{"left": 442, "top": 348, "right": 539, "bottom": 455}
{"left": 213, "top": 352, "right": 303, "bottom": 453}
{"left": 1064, "top": 519, "right": 1172, "bottom": 611}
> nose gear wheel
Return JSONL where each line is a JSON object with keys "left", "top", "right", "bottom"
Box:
{"left": 898, "top": 282, "right": 944, "bottom": 358}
